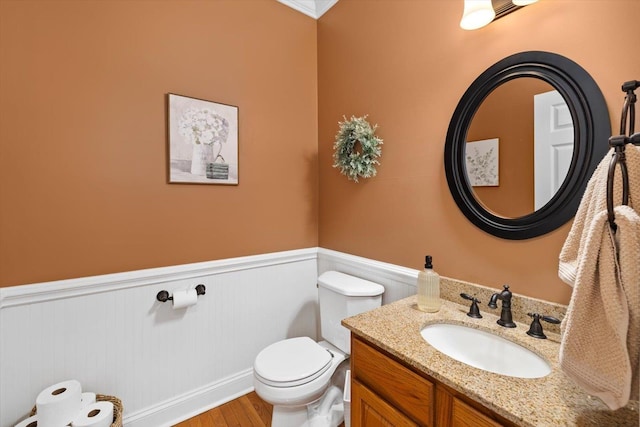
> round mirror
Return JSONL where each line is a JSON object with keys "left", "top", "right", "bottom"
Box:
{"left": 445, "top": 51, "right": 611, "bottom": 239}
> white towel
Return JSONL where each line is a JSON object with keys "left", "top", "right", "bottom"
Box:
{"left": 559, "top": 146, "right": 640, "bottom": 285}
{"left": 559, "top": 206, "right": 639, "bottom": 409}
{"left": 558, "top": 145, "right": 640, "bottom": 410}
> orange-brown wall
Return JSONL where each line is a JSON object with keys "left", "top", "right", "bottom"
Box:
{"left": 318, "top": 0, "right": 640, "bottom": 304}
{"left": 2, "top": 1, "right": 639, "bottom": 305}
{"left": 0, "top": 0, "right": 318, "bottom": 286}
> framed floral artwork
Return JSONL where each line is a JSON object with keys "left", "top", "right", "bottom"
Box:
{"left": 465, "top": 138, "right": 499, "bottom": 187}
{"left": 168, "top": 93, "right": 239, "bottom": 184}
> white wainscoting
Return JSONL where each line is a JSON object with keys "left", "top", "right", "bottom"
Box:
{"left": 0, "top": 248, "right": 419, "bottom": 427}
{"left": 317, "top": 248, "right": 418, "bottom": 305}
{"left": 0, "top": 249, "right": 320, "bottom": 427}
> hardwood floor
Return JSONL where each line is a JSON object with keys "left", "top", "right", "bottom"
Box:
{"left": 174, "top": 391, "right": 346, "bottom": 427}
{"left": 174, "top": 392, "right": 273, "bottom": 427}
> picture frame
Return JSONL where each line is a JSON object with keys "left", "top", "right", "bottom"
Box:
{"left": 168, "top": 93, "right": 239, "bottom": 185}
{"left": 465, "top": 138, "right": 499, "bottom": 187}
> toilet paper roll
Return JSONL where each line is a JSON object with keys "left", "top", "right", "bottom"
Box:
{"left": 172, "top": 288, "right": 198, "bottom": 309}
{"left": 81, "top": 392, "right": 97, "bottom": 407}
{"left": 36, "top": 379, "right": 83, "bottom": 427}
{"left": 71, "top": 401, "right": 114, "bottom": 427}
{"left": 14, "top": 415, "right": 38, "bottom": 427}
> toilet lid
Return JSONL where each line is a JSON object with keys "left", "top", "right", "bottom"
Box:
{"left": 254, "top": 337, "right": 333, "bottom": 387}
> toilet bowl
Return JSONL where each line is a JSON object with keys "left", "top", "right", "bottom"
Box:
{"left": 254, "top": 338, "right": 348, "bottom": 426}
{"left": 253, "top": 271, "right": 384, "bottom": 427}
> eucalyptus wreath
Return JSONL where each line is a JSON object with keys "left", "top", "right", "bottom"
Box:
{"left": 332, "top": 115, "right": 383, "bottom": 182}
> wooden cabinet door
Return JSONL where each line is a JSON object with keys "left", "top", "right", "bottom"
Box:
{"left": 451, "top": 398, "right": 504, "bottom": 427}
{"left": 436, "top": 386, "right": 505, "bottom": 427}
{"left": 351, "top": 379, "right": 418, "bottom": 427}
{"left": 351, "top": 337, "right": 434, "bottom": 425}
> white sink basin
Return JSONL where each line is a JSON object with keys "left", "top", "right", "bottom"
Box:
{"left": 420, "top": 323, "right": 551, "bottom": 378}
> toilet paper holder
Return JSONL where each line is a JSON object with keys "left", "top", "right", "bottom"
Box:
{"left": 156, "top": 284, "right": 206, "bottom": 303}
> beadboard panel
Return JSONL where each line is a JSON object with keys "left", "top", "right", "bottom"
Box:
{"left": 317, "top": 248, "right": 417, "bottom": 304}
{"left": 0, "top": 249, "right": 319, "bottom": 427}
{"left": 1, "top": 247, "right": 418, "bottom": 427}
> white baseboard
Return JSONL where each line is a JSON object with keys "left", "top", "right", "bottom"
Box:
{"left": 126, "top": 369, "right": 254, "bottom": 427}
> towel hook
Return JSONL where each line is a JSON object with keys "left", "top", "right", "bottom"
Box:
{"left": 607, "top": 136, "right": 630, "bottom": 231}
{"left": 620, "top": 80, "right": 638, "bottom": 136}
{"left": 606, "top": 80, "right": 639, "bottom": 232}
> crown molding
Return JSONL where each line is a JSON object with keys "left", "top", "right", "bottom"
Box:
{"left": 277, "top": 0, "right": 339, "bottom": 19}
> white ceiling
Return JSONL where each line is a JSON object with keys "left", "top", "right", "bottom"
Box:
{"left": 277, "top": 0, "right": 339, "bottom": 19}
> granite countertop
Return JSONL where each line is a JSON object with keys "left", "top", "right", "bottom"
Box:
{"left": 342, "top": 291, "right": 639, "bottom": 427}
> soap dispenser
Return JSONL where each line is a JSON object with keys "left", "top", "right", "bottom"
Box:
{"left": 417, "top": 255, "right": 441, "bottom": 313}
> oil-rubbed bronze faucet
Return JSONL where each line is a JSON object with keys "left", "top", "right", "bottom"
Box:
{"left": 460, "top": 293, "right": 482, "bottom": 318}
{"left": 488, "top": 285, "right": 516, "bottom": 328}
{"left": 526, "top": 312, "right": 561, "bottom": 339}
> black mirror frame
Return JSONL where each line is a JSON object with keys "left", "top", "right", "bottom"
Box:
{"left": 444, "top": 51, "right": 611, "bottom": 240}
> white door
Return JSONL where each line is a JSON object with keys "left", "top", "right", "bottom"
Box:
{"left": 534, "top": 90, "right": 574, "bottom": 210}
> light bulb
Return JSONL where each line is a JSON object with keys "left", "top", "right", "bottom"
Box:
{"left": 512, "top": 0, "right": 538, "bottom": 5}
{"left": 460, "top": 0, "right": 496, "bottom": 30}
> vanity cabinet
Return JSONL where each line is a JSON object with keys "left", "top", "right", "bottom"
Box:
{"left": 351, "top": 381, "right": 419, "bottom": 426}
{"left": 350, "top": 336, "right": 515, "bottom": 427}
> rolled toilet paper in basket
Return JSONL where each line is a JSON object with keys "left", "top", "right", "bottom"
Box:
{"left": 36, "top": 380, "right": 83, "bottom": 427}
{"left": 71, "top": 401, "right": 114, "bottom": 427}
{"left": 81, "top": 392, "right": 97, "bottom": 407}
{"left": 14, "top": 415, "right": 38, "bottom": 427}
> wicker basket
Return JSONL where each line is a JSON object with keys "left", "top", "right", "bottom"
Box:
{"left": 30, "top": 394, "right": 123, "bottom": 427}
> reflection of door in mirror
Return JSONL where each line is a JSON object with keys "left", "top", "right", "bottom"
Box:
{"left": 466, "top": 78, "right": 572, "bottom": 219}
{"left": 534, "top": 90, "right": 574, "bottom": 210}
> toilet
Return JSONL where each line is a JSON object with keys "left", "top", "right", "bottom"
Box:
{"left": 253, "top": 271, "right": 384, "bottom": 427}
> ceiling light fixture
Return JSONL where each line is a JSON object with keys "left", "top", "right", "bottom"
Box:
{"left": 460, "top": 0, "right": 496, "bottom": 30}
{"left": 460, "top": 0, "right": 538, "bottom": 30}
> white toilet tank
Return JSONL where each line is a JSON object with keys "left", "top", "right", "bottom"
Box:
{"left": 318, "top": 271, "right": 384, "bottom": 355}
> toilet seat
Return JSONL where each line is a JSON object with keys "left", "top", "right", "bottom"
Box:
{"left": 254, "top": 337, "right": 333, "bottom": 387}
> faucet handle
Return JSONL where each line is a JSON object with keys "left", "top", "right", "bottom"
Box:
{"left": 541, "top": 314, "right": 561, "bottom": 324}
{"left": 460, "top": 293, "right": 482, "bottom": 318}
{"left": 526, "top": 313, "right": 561, "bottom": 339}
